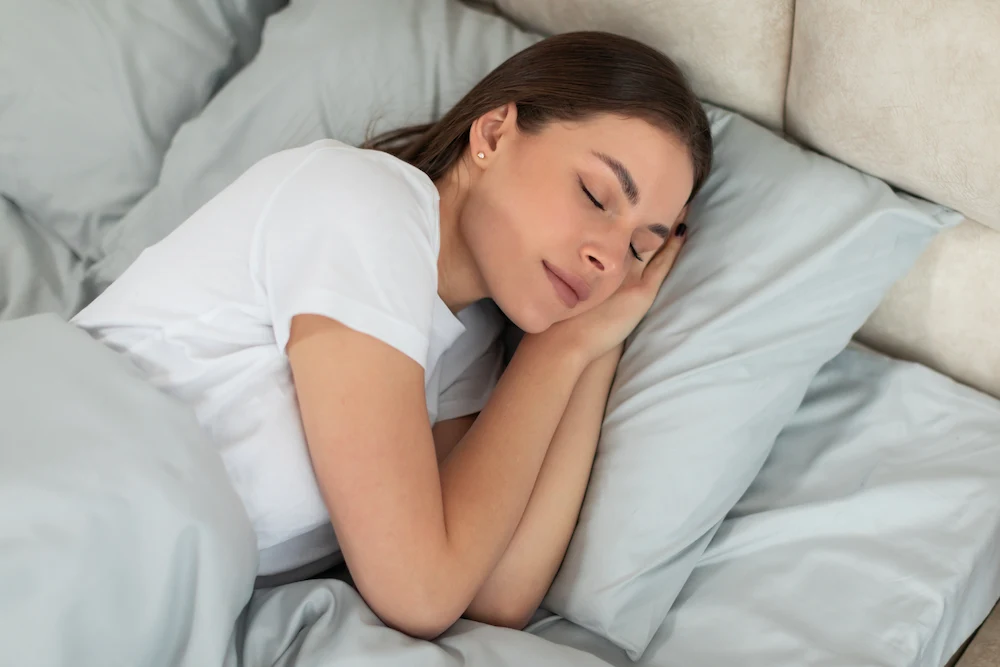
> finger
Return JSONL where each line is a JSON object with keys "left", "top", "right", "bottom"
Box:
{"left": 643, "top": 223, "right": 687, "bottom": 287}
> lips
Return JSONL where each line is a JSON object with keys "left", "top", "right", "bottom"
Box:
{"left": 542, "top": 260, "right": 591, "bottom": 308}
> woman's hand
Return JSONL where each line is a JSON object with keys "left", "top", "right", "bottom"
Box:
{"left": 545, "top": 225, "right": 686, "bottom": 362}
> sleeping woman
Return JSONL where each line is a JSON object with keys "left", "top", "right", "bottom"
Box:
{"left": 71, "top": 31, "right": 711, "bottom": 637}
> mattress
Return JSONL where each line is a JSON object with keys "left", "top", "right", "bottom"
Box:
{"left": 526, "top": 344, "right": 1000, "bottom": 667}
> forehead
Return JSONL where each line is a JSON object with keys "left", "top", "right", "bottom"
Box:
{"left": 534, "top": 114, "right": 694, "bottom": 216}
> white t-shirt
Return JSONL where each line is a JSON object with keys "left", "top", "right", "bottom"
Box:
{"left": 72, "top": 140, "right": 506, "bottom": 582}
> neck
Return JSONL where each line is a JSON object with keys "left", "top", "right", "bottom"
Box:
{"left": 435, "top": 159, "right": 489, "bottom": 314}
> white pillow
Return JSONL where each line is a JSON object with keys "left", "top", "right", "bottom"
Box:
{"left": 0, "top": 0, "right": 286, "bottom": 260}
{"left": 539, "top": 105, "right": 959, "bottom": 657}
{"left": 91, "top": 0, "right": 542, "bottom": 287}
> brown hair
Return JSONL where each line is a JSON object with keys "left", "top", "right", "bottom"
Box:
{"left": 364, "top": 31, "right": 712, "bottom": 202}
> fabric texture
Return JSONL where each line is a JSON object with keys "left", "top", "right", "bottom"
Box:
{"left": 538, "top": 105, "right": 960, "bottom": 658}
{"left": 0, "top": 196, "right": 90, "bottom": 321}
{"left": 0, "top": 0, "right": 286, "bottom": 260}
{"left": 785, "top": 0, "right": 1000, "bottom": 232}
{"left": 231, "top": 577, "right": 613, "bottom": 667}
{"left": 494, "top": 0, "right": 794, "bottom": 130}
{"left": 532, "top": 344, "right": 1000, "bottom": 667}
{"left": 91, "top": 0, "right": 542, "bottom": 287}
{"left": 0, "top": 314, "right": 258, "bottom": 667}
{"left": 858, "top": 219, "right": 1000, "bottom": 400}
{"left": 73, "top": 140, "right": 504, "bottom": 580}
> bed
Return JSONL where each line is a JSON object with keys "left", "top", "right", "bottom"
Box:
{"left": 1, "top": 1, "right": 998, "bottom": 666}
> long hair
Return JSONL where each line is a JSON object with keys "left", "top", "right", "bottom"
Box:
{"left": 363, "top": 31, "right": 712, "bottom": 201}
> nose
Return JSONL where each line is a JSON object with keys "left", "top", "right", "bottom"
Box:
{"left": 580, "top": 235, "right": 623, "bottom": 276}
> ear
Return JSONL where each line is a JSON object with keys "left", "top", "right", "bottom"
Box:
{"left": 468, "top": 102, "right": 517, "bottom": 164}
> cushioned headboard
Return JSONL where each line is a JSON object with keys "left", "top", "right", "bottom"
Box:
{"left": 495, "top": 0, "right": 1000, "bottom": 398}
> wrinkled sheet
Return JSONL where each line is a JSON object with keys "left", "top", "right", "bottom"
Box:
{"left": 231, "top": 579, "right": 610, "bottom": 667}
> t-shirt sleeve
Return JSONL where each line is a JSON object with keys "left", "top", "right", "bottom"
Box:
{"left": 251, "top": 145, "right": 439, "bottom": 367}
{"left": 435, "top": 301, "right": 508, "bottom": 422}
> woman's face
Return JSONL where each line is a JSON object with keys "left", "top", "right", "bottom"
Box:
{"left": 461, "top": 107, "right": 695, "bottom": 334}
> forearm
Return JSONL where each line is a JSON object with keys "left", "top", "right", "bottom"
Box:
{"left": 465, "top": 344, "right": 623, "bottom": 628}
{"left": 435, "top": 332, "right": 589, "bottom": 609}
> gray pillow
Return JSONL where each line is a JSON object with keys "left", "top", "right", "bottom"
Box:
{"left": 534, "top": 343, "right": 1000, "bottom": 667}
{"left": 0, "top": 0, "right": 286, "bottom": 261}
{"left": 540, "top": 105, "right": 960, "bottom": 658}
{"left": 91, "top": 0, "right": 542, "bottom": 287}
{"left": 0, "top": 315, "right": 257, "bottom": 666}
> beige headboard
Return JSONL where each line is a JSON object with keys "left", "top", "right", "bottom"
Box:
{"left": 493, "top": 0, "right": 1000, "bottom": 398}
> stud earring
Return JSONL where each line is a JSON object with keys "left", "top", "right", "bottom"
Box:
{"left": 476, "top": 151, "right": 486, "bottom": 159}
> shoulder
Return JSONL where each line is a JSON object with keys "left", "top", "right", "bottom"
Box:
{"left": 275, "top": 140, "right": 436, "bottom": 213}
{"left": 250, "top": 139, "right": 440, "bottom": 256}
{"left": 250, "top": 142, "right": 446, "bottom": 360}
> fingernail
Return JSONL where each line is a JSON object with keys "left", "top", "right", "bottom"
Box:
{"left": 675, "top": 223, "right": 687, "bottom": 237}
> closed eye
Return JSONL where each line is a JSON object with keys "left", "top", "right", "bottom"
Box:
{"left": 579, "top": 177, "right": 605, "bottom": 211}
{"left": 579, "top": 177, "right": 643, "bottom": 262}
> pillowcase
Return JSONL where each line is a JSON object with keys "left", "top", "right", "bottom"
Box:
{"left": 535, "top": 343, "right": 1000, "bottom": 667}
{"left": 0, "top": 0, "right": 286, "bottom": 261}
{"left": 539, "top": 105, "right": 960, "bottom": 657}
{"left": 91, "top": 0, "right": 542, "bottom": 287}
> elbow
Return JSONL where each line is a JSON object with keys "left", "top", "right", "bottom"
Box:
{"left": 355, "top": 570, "right": 466, "bottom": 640}
{"left": 464, "top": 594, "right": 537, "bottom": 631}
{"left": 383, "top": 613, "right": 455, "bottom": 642}
{"left": 383, "top": 606, "right": 456, "bottom": 642}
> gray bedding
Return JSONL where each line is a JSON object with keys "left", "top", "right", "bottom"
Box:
{"left": 0, "top": 314, "right": 608, "bottom": 667}
{"left": 3, "top": 317, "right": 999, "bottom": 667}
{"left": 0, "top": 315, "right": 257, "bottom": 667}
{"left": 3, "top": 1, "right": 1000, "bottom": 665}
{"left": 235, "top": 580, "right": 608, "bottom": 667}
{"left": 0, "top": 197, "right": 89, "bottom": 321}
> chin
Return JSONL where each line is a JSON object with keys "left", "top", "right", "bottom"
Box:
{"left": 495, "top": 296, "right": 556, "bottom": 335}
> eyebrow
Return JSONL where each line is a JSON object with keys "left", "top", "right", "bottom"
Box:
{"left": 593, "top": 151, "right": 640, "bottom": 207}
{"left": 592, "top": 151, "right": 672, "bottom": 239}
{"left": 647, "top": 223, "right": 672, "bottom": 239}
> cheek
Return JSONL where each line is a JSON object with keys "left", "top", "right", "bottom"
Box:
{"left": 471, "top": 162, "right": 571, "bottom": 261}
{"left": 464, "top": 181, "right": 528, "bottom": 261}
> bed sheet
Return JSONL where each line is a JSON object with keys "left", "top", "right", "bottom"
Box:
{"left": 526, "top": 344, "right": 1000, "bottom": 667}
